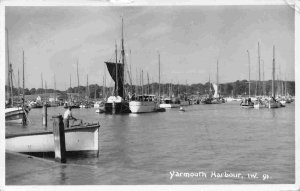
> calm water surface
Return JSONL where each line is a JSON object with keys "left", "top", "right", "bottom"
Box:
{"left": 6, "top": 102, "right": 295, "bottom": 184}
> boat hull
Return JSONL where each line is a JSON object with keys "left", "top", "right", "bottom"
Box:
{"left": 5, "top": 107, "right": 27, "bottom": 124}
{"left": 6, "top": 125, "right": 99, "bottom": 153}
{"left": 268, "top": 102, "right": 281, "bottom": 108}
{"left": 159, "top": 103, "right": 180, "bottom": 108}
{"left": 129, "top": 101, "right": 158, "bottom": 113}
{"left": 104, "top": 102, "right": 131, "bottom": 114}
{"left": 241, "top": 104, "right": 254, "bottom": 109}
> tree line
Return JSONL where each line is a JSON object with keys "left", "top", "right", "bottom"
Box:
{"left": 5, "top": 80, "right": 295, "bottom": 99}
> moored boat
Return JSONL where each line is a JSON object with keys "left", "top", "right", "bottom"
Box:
{"left": 104, "top": 96, "right": 131, "bottom": 114}
{"left": 5, "top": 107, "right": 29, "bottom": 123}
{"left": 6, "top": 123, "right": 100, "bottom": 154}
{"left": 129, "top": 95, "right": 158, "bottom": 113}
{"left": 103, "top": 18, "right": 130, "bottom": 114}
{"left": 159, "top": 97, "right": 180, "bottom": 108}
{"left": 240, "top": 98, "right": 254, "bottom": 109}
{"left": 254, "top": 99, "right": 267, "bottom": 109}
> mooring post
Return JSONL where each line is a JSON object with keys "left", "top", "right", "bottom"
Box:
{"left": 42, "top": 104, "right": 47, "bottom": 127}
{"left": 52, "top": 115, "right": 66, "bottom": 163}
{"left": 112, "top": 101, "right": 116, "bottom": 114}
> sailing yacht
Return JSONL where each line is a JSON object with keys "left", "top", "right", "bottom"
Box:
{"left": 104, "top": 18, "right": 131, "bottom": 114}
{"left": 241, "top": 50, "right": 254, "bottom": 108}
{"left": 254, "top": 43, "right": 267, "bottom": 109}
{"left": 211, "top": 60, "right": 224, "bottom": 104}
{"left": 267, "top": 46, "right": 281, "bottom": 109}
{"left": 5, "top": 51, "right": 29, "bottom": 123}
{"left": 5, "top": 29, "right": 29, "bottom": 124}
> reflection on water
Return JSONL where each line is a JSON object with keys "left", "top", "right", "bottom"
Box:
{"left": 6, "top": 102, "right": 295, "bottom": 184}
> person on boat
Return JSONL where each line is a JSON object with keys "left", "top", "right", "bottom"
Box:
{"left": 63, "top": 106, "right": 77, "bottom": 128}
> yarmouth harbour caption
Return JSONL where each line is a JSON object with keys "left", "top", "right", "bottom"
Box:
{"left": 169, "top": 171, "right": 272, "bottom": 180}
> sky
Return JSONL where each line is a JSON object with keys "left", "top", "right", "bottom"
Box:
{"left": 5, "top": 5, "right": 295, "bottom": 90}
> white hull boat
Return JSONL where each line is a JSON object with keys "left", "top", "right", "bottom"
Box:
{"left": 279, "top": 100, "right": 286, "bottom": 107}
{"left": 129, "top": 101, "right": 158, "bottom": 113}
{"left": 159, "top": 103, "right": 180, "bottom": 108}
{"left": 254, "top": 100, "right": 267, "bottom": 109}
{"left": 6, "top": 124, "right": 100, "bottom": 153}
{"left": 5, "top": 107, "right": 28, "bottom": 124}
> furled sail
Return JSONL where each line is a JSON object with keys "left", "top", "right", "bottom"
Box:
{"left": 213, "top": 83, "right": 219, "bottom": 98}
{"left": 105, "top": 61, "right": 124, "bottom": 98}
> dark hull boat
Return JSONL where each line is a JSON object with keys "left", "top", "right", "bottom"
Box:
{"left": 104, "top": 102, "right": 131, "bottom": 114}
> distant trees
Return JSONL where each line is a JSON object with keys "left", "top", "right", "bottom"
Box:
{"left": 29, "top": 88, "right": 36, "bottom": 95}
{"left": 5, "top": 80, "right": 296, "bottom": 98}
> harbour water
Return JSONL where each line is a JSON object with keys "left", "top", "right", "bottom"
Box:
{"left": 6, "top": 102, "right": 295, "bottom": 184}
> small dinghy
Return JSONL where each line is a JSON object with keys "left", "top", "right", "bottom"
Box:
{"left": 95, "top": 109, "right": 105, "bottom": 113}
{"left": 179, "top": 107, "right": 185, "bottom": 112}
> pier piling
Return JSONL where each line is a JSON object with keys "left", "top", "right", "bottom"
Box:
{"left": 112, "top": 101, "right": 116, "bottom": 114}
{"left": 42, "top": 104, "right": 47, "bottom": 127}
{"left": 52, "top": 115, "right": 66, "bottom": 163}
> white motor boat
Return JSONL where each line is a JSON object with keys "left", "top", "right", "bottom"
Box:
{"left": 159, "top": 98, "right": 180, "bottom": 108}
{"left": 6, "top": 123, "right": 100, "bottom": 154}
{"left": 129, "top": 95, "right": 158, "bottom": 113}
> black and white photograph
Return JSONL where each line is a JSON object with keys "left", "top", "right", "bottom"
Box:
{"left": 1, "top": 0, "right": 299, "bottom": 190}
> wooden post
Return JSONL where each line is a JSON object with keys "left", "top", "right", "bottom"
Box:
{"left": 112, "top": 101, "right": 116, "bottom": 114}
{"left": 52, "top": 115, "right": 66, "bottom": 163}
{"left": 42, "top": 104, "right": 47, "bottom": 127}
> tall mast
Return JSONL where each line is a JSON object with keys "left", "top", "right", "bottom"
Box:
{"left": 54, "top": 74, "right": 56, "bottom": 102}
{"left": 272, "top": 45, "right": 275, "bottom": 98}
{"left": 104, "top": 63, "right": 106, "bottom": 98}
{"left": 152, "top": 77, "right": 154, "bottom": 94}
{"left": 121, "top": 18, "right": 125, "bottom": 98}
{"left": 285, "top": 75, "right": 287, "bottom": 96}
{"left": 22, "top": 50, "right": 25, "bottom": 106}
{"left": 136, "top": 68, "right": 138, "bottom": 95}
{"left": 69, "top": 74, "right": 71, "bottom": 94}
{"left": 6, "top": 28, "right": 11, "bottom": 101}
{"left": 258, "top": 42, "right": 261, "bottom": 95}
{"left": 147, "top": 72, "right": 150, "bottom": 95}
{"left": 247, "top": 50, "right": 251, "bottom": 97}
{"left": 158, "top": 52, "right": 161, "bottom": 100}
{"left": 18, "top": 69, "right": 20, "bottom": 99}
{"left": 115, "top": 41, "right": 118, "bottom": 96}
{"left": 130, "top": 50, "right": 132, "bottom": 94}
{"left": 77, "top": 59, "right": 79, "bottom": 95}
{"left": 45, "top": 81, "right": 47, "bottom": 95}
{"left": 262, "top": 61, "right": 265, "bottom": 95}
{"left": 217, "top": 60, "right": 219, "bottom": 96}
{"left": 86, "top": 74, "right": 89, "bottom": 100}
{"left": 9, "top": 64, "right": 14, "bottom": 106}
{"left": 141, "top": 70, "right": 144, "bottom": 96}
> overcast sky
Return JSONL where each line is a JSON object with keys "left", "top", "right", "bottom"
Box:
{"left": 5, "top": 5, "right": 294, "bottom": 90}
